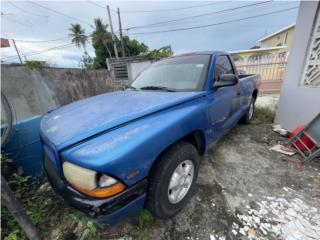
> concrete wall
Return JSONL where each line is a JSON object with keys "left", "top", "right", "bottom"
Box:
{"left": 275, "top": 2, "right": 320, "bottom": 131}
{"left": 1, "top": 65, "right": 115, "bottom": 121}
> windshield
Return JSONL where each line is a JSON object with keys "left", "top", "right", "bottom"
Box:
{"left": 131, "top": 54, "right": 211, "bottom": 91}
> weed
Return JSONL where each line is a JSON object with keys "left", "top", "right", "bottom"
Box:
{"left": 138, "top": 209, "right": 154, "bottom": 240}
{"left": 80, "top": 220, "right": 97, "bottom": 240}
{"left": 65, "top": 212, "right": 98, "bottom": 240}
{"left": 1, "top": 155, "right": 99, "bottom": 240}
{"left": 252, "top": 106, "right": 275, "bottom": 124}
{"left": 3, "top": 229, "right": 21, "bottom": 240}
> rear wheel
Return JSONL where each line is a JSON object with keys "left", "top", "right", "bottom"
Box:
{"left": 240, "top": 97, "right": 255, "bottom": 124}
{"left": 146, "top": 141, "right": 199, "bottom": 218}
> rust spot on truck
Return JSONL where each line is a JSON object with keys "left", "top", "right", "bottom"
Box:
{"left": 126, "top": 170, "right": 140, "bottom": 180}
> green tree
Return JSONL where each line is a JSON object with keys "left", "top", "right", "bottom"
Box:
{"left": 141, "top": 45, "right": 173, "bottom": 60}
{"left": 69, "top": 23, "right": 88, "bottom": 49}
{"left": 80, "top": 51, "right": 93, "bottom": 69}
{"left": 69, "top": 19, "right": 172, "bottom": 69}
{"left": 91, "top": 18, "right": 113, "bottom": 69}
{"left": 120, "top": 36, "right": 148, "bottom": 57}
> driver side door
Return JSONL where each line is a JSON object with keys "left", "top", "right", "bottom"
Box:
{"left": 207, "top": 55, "right": 239, "bottom": 144}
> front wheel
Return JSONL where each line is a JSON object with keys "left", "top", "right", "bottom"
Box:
{"left": 146, "top": 141, "right": 199, "bottom": 218}
{"left": 240, "top": 98, "right": 255, "bottom": 124}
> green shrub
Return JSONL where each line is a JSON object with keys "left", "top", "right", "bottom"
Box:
{"left": 24, "top": 60, "right": 49, "bottom": 68}
{"left": 1, "top": 155, "right": 98, "bottom": 240}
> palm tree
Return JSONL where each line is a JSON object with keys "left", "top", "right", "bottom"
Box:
{"left": 91, "top": 18, "right": 112, "bottom": 57}
{"left": 69, "top": 23, "right": 88, "bottom": 49}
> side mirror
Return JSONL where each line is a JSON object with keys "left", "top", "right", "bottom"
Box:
{"left": 213, "top": 74, "right": 239, "bottom": 88}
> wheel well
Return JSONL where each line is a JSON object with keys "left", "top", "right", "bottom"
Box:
{"left": 252, "top": 89, "right": 258, "bottom": 100}
{"left": 147, "top": 130, "right": 206, "bottom": 179}
{"left": 181, "top": 130, "right": 206, "bottom": 156}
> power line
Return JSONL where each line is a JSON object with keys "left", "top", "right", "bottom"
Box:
{"left": 7, "top": 1, "right": 48, "bottom": 18}
{"left": 14, "top": 37, "right": 70, "bottom": 43}
{"left": 3, "top": 37, "right": 93, "bottom": 61}
{"left": 1, "top": 12, "right": 33, "bottom": 27}
{"left": 1, "top": 33, "right": 73, "bottom": 44}
{"left": 119, "top": 1, "right": 227, "bottom": 13}
{"left": 18, "top": 45, "right": 59, "bottom": 59}
{"left": 129, "top": 6, "right": 299, "bottom": 35}
{"left": 2, "top": 42, "right": 75, "bottom": 60}
{"left": 87, "top": 1, "right": 106, "bottom": 9}
{"left": 27, "top": 1, "right": 92, "bottom": 27}
{"left": 126, "top": 1, "right": 272, "bottom": 30}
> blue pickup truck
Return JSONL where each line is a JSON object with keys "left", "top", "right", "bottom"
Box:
{"left": 40, "top": 51, "right": 260, "bottom": 226}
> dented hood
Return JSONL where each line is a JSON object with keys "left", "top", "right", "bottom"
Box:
{"left": 40, "top": 90, "right": 203, "bottom": 150}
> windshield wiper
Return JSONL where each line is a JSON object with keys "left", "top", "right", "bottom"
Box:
{"left": 123, "top": 85, "right": 137, "bottom": 90}
{"left": 139, "top": 86, "right": 176, "bottom": 92}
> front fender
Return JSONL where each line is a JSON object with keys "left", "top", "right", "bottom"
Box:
{"left": 60, "top": 97, "right": 209, "bottom": 186}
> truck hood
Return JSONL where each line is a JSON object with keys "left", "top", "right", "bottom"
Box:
{"left": 40, "top": 90, "right": 203, "bottom": 150}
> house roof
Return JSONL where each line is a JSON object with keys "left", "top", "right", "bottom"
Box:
{"left": 257, "top": 23, "right": 295, "bottom": 43}
{"left": 229, "top": 46, "right": 286, "bottom": 54}
{"left": 1, "top": 38, "right": 10, "bottom": 48}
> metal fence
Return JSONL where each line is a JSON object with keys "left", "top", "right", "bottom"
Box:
{"left": 235, "top": 56, "right": 288, "bottom": 94}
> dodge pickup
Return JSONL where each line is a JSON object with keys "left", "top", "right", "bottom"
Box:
{"left": 40, "top": 51, "right": 260, "bottom": 226}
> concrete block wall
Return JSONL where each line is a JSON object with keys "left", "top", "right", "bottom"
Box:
{"left": 1, "top": 65, "right": 116, "bottom": 121}
{"left": 1, "top": 65, "right": 116, "bottom": 176}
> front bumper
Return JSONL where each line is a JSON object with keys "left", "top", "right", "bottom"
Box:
{"left": 44, "top": 156, "right": 147, "bottom": 226}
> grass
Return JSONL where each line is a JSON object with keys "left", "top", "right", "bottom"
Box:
{"left": 1, "top": 155, "right": 99, "bottom": 240}
{"left": 138, "top": 209, "right": 154, "bottom": 240}
{"left": 252, "top": 106, "right": 276, "bottom": 124}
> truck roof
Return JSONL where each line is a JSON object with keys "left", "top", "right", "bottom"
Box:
{"left": 174, "top": 51, "right": 228, "bottom": 57}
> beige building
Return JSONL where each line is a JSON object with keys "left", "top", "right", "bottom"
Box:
{"left": 231, "top": 24, "right": 295, "bottom": 64}
{"left": 230, "top": 24, "right": 296, "bottom": 93}
{"left": 258, "top": 24, "right": 295, "bottom": 51}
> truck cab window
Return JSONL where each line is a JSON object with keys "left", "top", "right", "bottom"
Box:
{"left": 214, "top": 55, "right": 234, "bottom": 82}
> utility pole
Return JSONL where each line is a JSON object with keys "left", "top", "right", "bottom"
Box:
{"left": 12, "top": 39, "right": 23, "bottom": 64}
{"left": 107, "top": 5, "right": 118, "bottom": 59}
{"left": 117, "top": 7, "right": 125, "bottom": 57}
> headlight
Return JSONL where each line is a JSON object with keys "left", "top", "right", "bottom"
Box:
{"left": 63, "top": 162, "right": 125, "bottom": 198}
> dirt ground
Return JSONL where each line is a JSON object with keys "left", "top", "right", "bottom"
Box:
{"left": 100, "top": 123, "right": 320, "bottom": 240}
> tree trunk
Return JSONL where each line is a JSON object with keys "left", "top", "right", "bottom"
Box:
{"left": 1, "top": 176, "right": 42, "bottom": 240}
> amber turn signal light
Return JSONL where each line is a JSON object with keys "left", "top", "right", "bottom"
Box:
{"left": 70, "top": 182, "right": 125, "bottom": 198}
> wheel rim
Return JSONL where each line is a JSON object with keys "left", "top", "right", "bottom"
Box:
{"left": 248, "top": 101, "right": 254, "bottom": 120}
{"left": 168, "top": 160, "right": 194, "bottom": 204}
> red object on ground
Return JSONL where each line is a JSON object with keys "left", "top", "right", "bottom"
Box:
{"left": 290, "top": 125, "right": 315, "bottom": 151}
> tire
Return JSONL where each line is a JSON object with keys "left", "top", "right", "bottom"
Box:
{"left": 240, "top": 97, "right": 255, "bottom": 124}
{"left": 146, "top": 141, "right": 199, "bottom": 219}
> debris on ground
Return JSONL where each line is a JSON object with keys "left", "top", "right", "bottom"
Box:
{"left": 270, "top": 144, "right": 296, "bottom": 156}
{"left": 272, "top": 124, "right": 290, "bottom": 137}
{"left": 234, "top": 192, "right": 320, "bottom": 240}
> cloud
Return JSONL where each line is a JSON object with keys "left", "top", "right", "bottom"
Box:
{"left": 1, "top": 1, "right": 299, "bottom": 68}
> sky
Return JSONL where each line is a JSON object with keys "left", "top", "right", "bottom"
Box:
{"left": 1, "top": 0, "right": 300, "bottom": 68}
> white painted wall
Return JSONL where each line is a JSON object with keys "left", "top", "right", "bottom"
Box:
{"left": 275, "top": 2, "right": 320, "bottom": 131}
{"left": 128, "top": 61, "right": 151, "bottom": 82}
